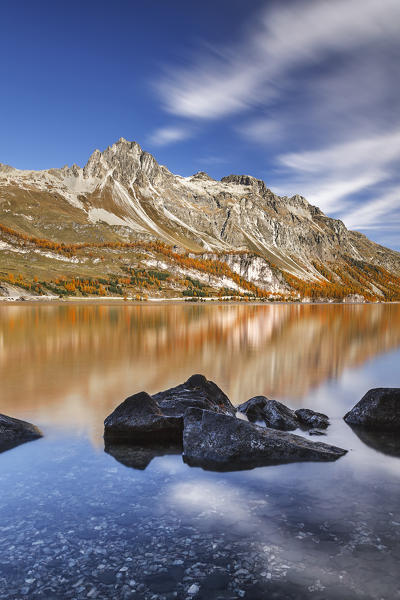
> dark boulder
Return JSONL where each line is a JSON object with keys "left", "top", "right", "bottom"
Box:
{"left": 295, "top": 408, "right": 329, "bottom": 429}
{"left": 104, "top": 375, "right": 235, "bottom": 445}
{"left": 105, "top": 442, "right": 182, "bottom": 470}
{"left": 238, "top": 396, "right": 299, "bottom": 430}
{"left": 104, "top": 391, "right": 182, "bottom": 444}
{"left": 154, "top": 374, "right": 236, "bottom": 417}
{"left": 344, "top": 388, "right": 400, "bottom": 431}
{"left": 0, "top": 414, "right": 42, "bottom": 453}
{"left": 237, "top": 395, "right": 268, "bottom": 422}
{"left": 182, "top": 408, "right": 347, "bottom": 471}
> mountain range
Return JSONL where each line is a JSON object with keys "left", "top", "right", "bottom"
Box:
{"left": 0, "top": 137, "right": 399, "bottom": 300}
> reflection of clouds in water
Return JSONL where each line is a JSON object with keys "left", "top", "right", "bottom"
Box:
{"left": 165, "top": 471, "right": 394, "bottom": 595}
{"left": 168, "top": 479, "right": 252, "bottom": 525}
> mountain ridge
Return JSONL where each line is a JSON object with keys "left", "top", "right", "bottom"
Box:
{"left": 0, "top": 138, "right": 399, "bottom": 300}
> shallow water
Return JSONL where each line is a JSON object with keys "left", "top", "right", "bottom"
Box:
{"left": 0, "top": 303, "right": 399, "bottom": 599}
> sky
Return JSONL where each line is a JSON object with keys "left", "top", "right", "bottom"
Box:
{"left": 0, "top": 0, "right": 399, "bottom": 250}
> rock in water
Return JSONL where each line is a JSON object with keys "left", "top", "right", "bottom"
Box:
{"left": 0, "top": 414, "right": 42, "bottom": 453}
{"left": 237, "top": 396, "right": 269, "bottom": 422}
{"left": 104, "top": 375, "right": 234, "bottom": 445}
{"left": 153, "top": 374, "right": 236, "bottom": 417}
{"left": 344, "top": 388, "right": 400, "bottom": 431}
{"left": 104, "top": 391, "right": 183, "bottom": 444}
{"left": 183, "top": 408, "right": 347, "bottom": 471}
{"left": 295, "top": 408, "right": 330, "bottom": 429}
{"left": 238, "top": 396, "right": 299, "bottom": 430}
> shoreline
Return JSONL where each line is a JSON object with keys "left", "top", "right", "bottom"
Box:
{"left": 0, "top": 294, "right": 396, "bottom": 306}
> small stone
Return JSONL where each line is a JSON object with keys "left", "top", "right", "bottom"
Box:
{"left": 188, "top": 583, "right": 200, "bottom": 595}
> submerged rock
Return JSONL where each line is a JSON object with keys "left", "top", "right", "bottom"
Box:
{"left": 104, "top": 375, "right": 235, "bottom": 445}
{"left": 295, "top": 408, "right": 329, "bottom": 429}
{"left": 182, "top": 408, "right": 347, "bottom": 471}
{"left": 104, "top": 391, "right": 182, "bottom": 444}
{"left": 238, "top": 397, "right": 299, "bottom": 430}
{"left": 0, "top": 413, "right": 42, "bottom": 453}
{"left": 153, "top": 374, "right": 236, "bottom": 417}
{"left": 344, "top": 388, "right": 400, "bottom": 431}
{"left": 105, "top": 442, "right": 182, "bottom": 470}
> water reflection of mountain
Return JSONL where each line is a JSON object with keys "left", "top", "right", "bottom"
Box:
{"left": 1, "top": 303, "right": 400, "bottom": 440}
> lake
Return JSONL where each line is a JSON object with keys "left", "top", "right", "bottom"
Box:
{"left": 0, "top": 302, "right": 399, "bottom": 600}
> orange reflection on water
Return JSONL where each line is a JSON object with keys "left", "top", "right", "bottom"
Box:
{"left": 1, "top": 302, "right": 400, "bottom": 442}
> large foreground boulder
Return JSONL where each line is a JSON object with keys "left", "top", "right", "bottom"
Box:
{"left": 238, "top": 396, "right": 298, "bottom": 430}
{"left": 183, "top": 408, "right": 347, "bottom": 471}
{"left": 0, "top": 414, "right": 42, "bottom": 453}
{"left": 153, "top": 374, "right": 236, "bottom": 417}
{"left": 344, "top": 388, "right": 400, "bottom": 431}
{"left": 104, "top": 392, "right": 182, "bottom": 444}
{"left": 104, "top": 375, "right": 235, "bottom": 445}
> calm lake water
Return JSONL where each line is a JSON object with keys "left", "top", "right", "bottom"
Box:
{"left": 0, "top": 302, "right": 399, "bottom": 600}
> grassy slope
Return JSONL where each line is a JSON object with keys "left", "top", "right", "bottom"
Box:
{"left": 1, "top": 223, "right": 400, "bottom": 301}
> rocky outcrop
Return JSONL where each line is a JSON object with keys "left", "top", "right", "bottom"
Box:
{"left": 238, "top": 397, "right": 299, "bottom": 430}
{"left": 104, "top": 391, "right": 183, "bottom": 444}
{"left": 182, "top": 408, "right": 347, "bottom": 471}
{"left": 104, "top": 375, "right": 348, "bottom": 471}
{"left": 0, "top": 414, "right": 42, "bottom": 453}
{"left": 295, "top": 408, "right": 330, "bottom": 429}
{"left": 237, "top": 396, "right": 269, "bottom": 422}
{"left": 239, "top": 397, "right": 331, "bottom": 431}
{"left": 344, "top": 388, "right": 400, "bottom": 430}
{"left": 104, "top": 375, "right": 235, "bottom": 445}
{"left": 153, "top": 374, "right": 236, "bottom": 418}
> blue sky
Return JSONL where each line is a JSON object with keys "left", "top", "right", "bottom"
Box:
{"left": 1, "top": 0, "right": 399, "bottom": 250}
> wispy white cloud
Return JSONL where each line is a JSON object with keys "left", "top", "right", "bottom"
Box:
{"left": 238, "top": 118, "right": 283, "bottom": 144}
{"left": 273, "top": 130, "right": 400, "bottom": 226}
{"left": 155, "top": 0, "right": 400, "bottom": 121}
{"left": 279, "top": 131, "right": 400, "bottom": 174}
{"left": 274, "top": 173, "right": 386, "bottom": 214}
{"left": 147, "top": 125, "right": 192, "bottom": 146}
{"left": 341, "top": 188, "right": 400, "bottom": 230}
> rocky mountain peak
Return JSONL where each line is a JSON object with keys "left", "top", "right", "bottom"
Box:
{"left": 191, "top": 171, "right": 214, "bottom": 181}
{"left": 81, "top": 138, "right": 163, "bottom": 185}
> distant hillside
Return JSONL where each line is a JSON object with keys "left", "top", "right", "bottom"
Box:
{"left": 0, "top": 138, "right": 399, "bottom": 301}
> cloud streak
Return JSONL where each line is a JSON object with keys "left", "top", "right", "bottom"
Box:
{"left": 156, "top": 0, "right": 400, "bottom": 121}
{"left": 147, "top": 125, "right": 192, "bottom": 146}
{"left": 341, "top": 189, "right": 400, "bottom": 231}
{"left": 273, "top": 130, "right": 400, "bottom": 231}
